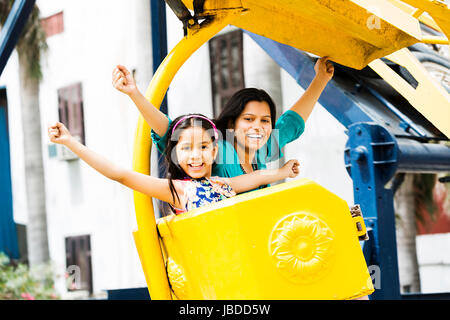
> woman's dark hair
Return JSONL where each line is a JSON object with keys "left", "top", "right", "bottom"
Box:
{"left": 214, "top": 88, "right": 277, "bottom": 138}
{"left": 163, "top": 113, "right": 218, "bottom": 211}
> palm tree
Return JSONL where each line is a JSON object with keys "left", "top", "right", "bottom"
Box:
{"left": 0, "top": 0, "right": 49, "bottom": 267}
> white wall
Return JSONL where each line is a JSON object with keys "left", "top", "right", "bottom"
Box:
{"left": 416, "top": 233, "right": 450, "bottom": 293}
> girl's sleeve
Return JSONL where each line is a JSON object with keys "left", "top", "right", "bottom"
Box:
{"left": 259, "top": 110, "right": 305, "bottom": 162}
{"left": 150, "top": 116, "right": 173, "bottom": 154}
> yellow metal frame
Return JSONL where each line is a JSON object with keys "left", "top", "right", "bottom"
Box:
{"left": 369, "top": 48, "right": 450, "bottom": 137}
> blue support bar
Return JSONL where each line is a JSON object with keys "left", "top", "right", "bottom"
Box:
{"left": 151, "top": 0, "right": 169, "bottom": 183}
{"left": 0, "top": 0, "right": 36, "bottom": 77}
{"left": 397, "top": 139, "right": 450, "bottom": 173}
{"left": 0, "top": 106, "right": 19, "bottom": 259}
{"left": 345, "top": 123, "right": 401, "bottom": 299}
{"left": 151, "top": 0, "right": 168, "bottom": 116}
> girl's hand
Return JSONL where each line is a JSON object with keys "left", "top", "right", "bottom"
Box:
{"left": 48, "top": 122, "right": 72, "bottom": 145}
{"left": 112, "top": 65, "right": 137, "bottom": 96}
{"left": 314, "top": 56, "right": 334, "bottom": 82}
{"left": 281, "top": 159, "right": 300, "bottom": 178}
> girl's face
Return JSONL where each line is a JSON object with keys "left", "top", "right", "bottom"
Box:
{"left": 175, "top": 126, "right": 218, "bottom": 179}
{"left": 233, "top": 101, "right": 273, "bottom": 152}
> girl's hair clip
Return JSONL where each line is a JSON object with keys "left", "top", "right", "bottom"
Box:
{"left": 171, "top": 115, "right": 219, "bottom": 140}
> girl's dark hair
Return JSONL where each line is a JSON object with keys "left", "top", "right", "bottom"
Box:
{"left": 164, "top": 113, "right": 218, "bottom": 211}
{"left": 214, "top": 88, "right": 277, "bottom": 138}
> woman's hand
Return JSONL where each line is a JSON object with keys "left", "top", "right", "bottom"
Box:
{"left": 281, "top": 159, "right": 300, "bottom": 178}
{"left": 112, "top": 65, "right": 137, "bottom": 96}
{"left": 314, "top": 56, "right": 334, "bottom": 82}
{"left": 48, "top": 122, "right": 73, "bottom": 145}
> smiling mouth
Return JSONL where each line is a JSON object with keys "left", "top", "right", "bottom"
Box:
{"left": 246, "top": 134, "right": 264, "bottom": 140}
{"left": 188, "top": 163, "right": 205, "bottom": 170}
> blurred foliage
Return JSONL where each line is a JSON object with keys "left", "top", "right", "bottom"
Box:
{"left": 414, "top": 172, "right": 450, "bottom": 226}
{"left": 0, "top": 252, "right": 59, "bottom": 300}
{"left": 414, "top": 174, "right": 438, "bottom": 224}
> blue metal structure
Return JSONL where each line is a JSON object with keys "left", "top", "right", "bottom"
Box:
{"left": 151, "top": 0, "right": 170, "bottom": 194}
{"left": 0, "top": 0, "right": 36, "bottom": 76}
{"left": 0, "top": 0, "right": 36, "bottom": 260}
{"left": 151, "top": 0, "right": 168, "bottom": 117}
{"left": 0, "top": 102, "right": 19, "bottom": 259}
{"left": 246, "top": 30, "right": 450, "bottom": 300}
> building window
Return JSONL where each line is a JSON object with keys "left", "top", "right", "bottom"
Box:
{"left": 209, "top": 30, "right": 245, "bottom": 117}
{"left": 41, "top": 11, "right": 64, "bottom": 38}
{"left": 65, "top": 235, "right": 93, "bottom": 294}
{"left": 57, "top": 83, "right": 85, "bottom": 145}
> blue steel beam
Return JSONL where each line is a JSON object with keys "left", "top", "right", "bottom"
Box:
{"left": 345, "top": 123, "right": 401, "bottom": 299}
{"left": 0, "top": 105, "right": 19, "bottom": 259}
{"left": 397, "top": 139, "right": 450, "bottom": 173}
{"left": 151, "top": 0, "right": 168, "bottom": 116}
{"left": 0, "top": 0, "right": 36, "bottom": 77}
{"left": 151, "top": 0, "right": 168, "bottom": 186}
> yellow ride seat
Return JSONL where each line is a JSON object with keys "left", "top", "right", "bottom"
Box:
{"left": 157, "top": 178, "right": 374, "bottom": 299}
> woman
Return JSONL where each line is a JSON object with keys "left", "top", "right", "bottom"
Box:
{"left": 112, "top": 56, "right": 334, "bottom": 191}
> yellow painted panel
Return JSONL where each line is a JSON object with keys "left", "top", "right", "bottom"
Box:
{"left": 387, "top": 0, "right": 444, "bottom": 32}
{"left": 369, "top": 48, "right": 450, "bottom": 138}
{"left": 158, "top": 179, "right": 374, "bottom": 299}
{"left": 398, "top": 0, "right": 450, "bottom": 45}
{"left": 182, "top": 0, "right": 421, "bottom": 69}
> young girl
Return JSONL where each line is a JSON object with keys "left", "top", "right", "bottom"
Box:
{"left": 47, "top": 114, "right": 299, "bottom": 215}
{"left": 112, "top": 57, "right": 333, "bottom": 191}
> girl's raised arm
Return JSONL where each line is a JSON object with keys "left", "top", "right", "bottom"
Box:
{"left": 48, "top": 122, "right": 180, "bottom": 206}
{"left": 225, "top": 160, "right": 300, "bottom": 194}
{"left": 112, "top": 65, "right": 169, "bottom": 136}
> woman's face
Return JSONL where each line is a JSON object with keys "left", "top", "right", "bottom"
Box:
{"left": 233, "top": 100, "right": 272, "bottom": 152}
{"left": 175, "top": 126, "right": 218, "bottom": 179}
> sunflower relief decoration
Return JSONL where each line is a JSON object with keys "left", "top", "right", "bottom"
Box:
{"left": 269, "top": 212, "right": 335, "bottom": 284}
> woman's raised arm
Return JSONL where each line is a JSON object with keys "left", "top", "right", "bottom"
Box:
{"left": 289, "top": 56, "right": 334, "bottom": 121}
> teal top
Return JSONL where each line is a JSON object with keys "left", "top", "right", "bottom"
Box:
{"left": 151, "top": 110, "right": 305, "bottom": 191}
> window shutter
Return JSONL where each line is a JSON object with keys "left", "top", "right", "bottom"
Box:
{"left": 209, "top": 30, "right": 245, "bottom": 117}
{"left": 57, "top": 83, "right": 85, "bottom": 144}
